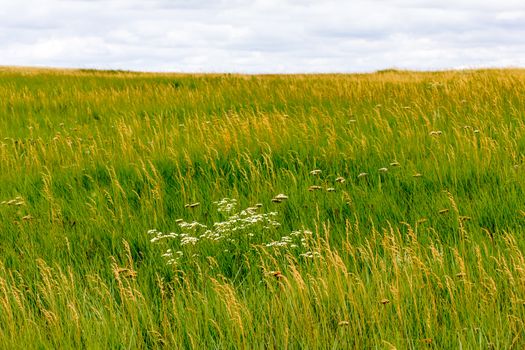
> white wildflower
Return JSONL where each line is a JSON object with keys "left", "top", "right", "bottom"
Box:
{"left": 180, "top": 236, "right": 199, "bottom": 245}
{"left": 300, "top": 251, "right": 322, "bottom": 259}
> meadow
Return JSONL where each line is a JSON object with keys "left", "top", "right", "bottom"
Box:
{"left": 1, "top": 67, "right": 525, "bottom": 348}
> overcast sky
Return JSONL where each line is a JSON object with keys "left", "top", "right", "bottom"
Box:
{"left": 1, "top": 0, "right": 524, "bottom": 73}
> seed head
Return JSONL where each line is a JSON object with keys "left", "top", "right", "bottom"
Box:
{"left": 335, "top": 176, "right": 346, "bottom": 183}
{"left": 274, "top": 193, "right": 288, "bottom": 201}
{"left": 270, "top": 271, "right": 285, "bottom": 280}
{"left": 357, "top": 172, "right": 368, "bottom": 178}
{"left": 116, "top": 268, "right": 137, "bottom": 279}
{"left": 310, "top": 169, "right": 322, "bottom": 176}
{"left": 185, "top": 202, "right": 200, "bottom": 208}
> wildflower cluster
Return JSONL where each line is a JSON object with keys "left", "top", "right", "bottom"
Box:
{"left": 149, "top": 198, "right": 320, "bottom": 266}
{"left": 265, "top": 229, "right": 322, "bottom": 260}
{"left": 266, "top": 229, "right": 312, "bottom": 249}
{"left": 149, "top": 198, "right": 283, "bottom": 265}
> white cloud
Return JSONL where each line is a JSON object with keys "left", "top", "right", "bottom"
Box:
{"left": 0, "top": 0, "right": 523, "bottom": 72}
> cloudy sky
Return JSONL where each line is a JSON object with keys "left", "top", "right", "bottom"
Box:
{"left": 1, "top": 0, "right": 524, "bottom": 73}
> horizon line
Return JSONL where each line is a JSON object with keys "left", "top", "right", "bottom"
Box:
{"left": 1, "top": 64, "right": 525, "bottom": 76}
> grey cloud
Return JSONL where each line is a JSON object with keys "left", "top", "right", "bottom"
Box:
{"left": 0, "top": 0, "right": 524, "bottom": 72}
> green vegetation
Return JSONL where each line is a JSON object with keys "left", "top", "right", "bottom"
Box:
{"left": 1, "top": 67, "right": 525, "bottom": 348}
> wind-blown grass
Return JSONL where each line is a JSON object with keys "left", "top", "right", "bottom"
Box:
{"left": 1, "top": 67, "right": 525, "bottom": 348}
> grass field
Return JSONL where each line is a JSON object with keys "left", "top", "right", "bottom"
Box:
{"left": 1, "top": 67, "right": 525, "bottom": 348}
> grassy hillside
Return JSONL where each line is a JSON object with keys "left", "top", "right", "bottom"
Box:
{"left": 1, "top": 67, "right": 525, "bottom": 348}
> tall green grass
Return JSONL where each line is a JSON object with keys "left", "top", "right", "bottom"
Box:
{"left": 1, "top": 67, "right": 525, "bottom": 348}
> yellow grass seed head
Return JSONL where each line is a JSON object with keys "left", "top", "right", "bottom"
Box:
{"left": 308, "top": 185, "right": 322, "bottom": 191}
{"left": 357, "top": 172, "right": 368, "bottom": 178}
{"left": 184, "top": 202, "right": 200, "bottom": 209}
{"left": 274, "top": 194, "right": 288, "bottom": 201}
{"left": 335, "top": 176, "right": 346, "bottom": 183}
{"left": 116, "top": 267, "right": 137, "bottom": 279}
{"left": 22, "top": 215, "right": 34, "bottom": 221}
{"left": 309, "top": 169, "right": 322, "bottom": 175}
{"left": 270, "top": 271, "right": 285, "bottom": 280}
